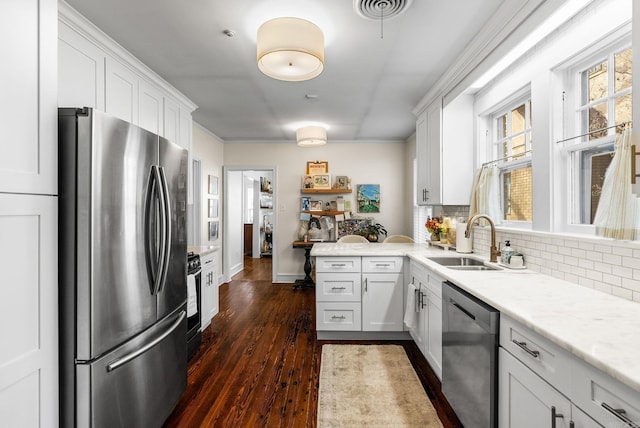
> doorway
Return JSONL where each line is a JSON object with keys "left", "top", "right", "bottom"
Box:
{"left": 223, "top": 166, "right": 277, "bottom": 283}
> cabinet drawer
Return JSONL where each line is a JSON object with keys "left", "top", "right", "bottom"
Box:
{"left": 316, "top": 302, "right": 361, "bottom": 331}
{"left": 500, "top": 315, "right": 572, "bottom": 396}
{"left": 572, "top": 357, "right": 640, "bottom": 428}
{"left": 410, "top": 261, "right": 427, "bottom": 285}
{"left": 362, "top": 256, "right": 403, "bottom": 273}
{"left": 316, "top": 257, "right": 361, "bottom": 273}
{"left": 316, "top": 273, "right": 361, "bottom": 302}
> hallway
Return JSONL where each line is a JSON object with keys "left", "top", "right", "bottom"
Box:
{"left": 163, "top": 256, "right": 461, "bottom": 427}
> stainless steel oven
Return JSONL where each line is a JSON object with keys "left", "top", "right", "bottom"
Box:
{"left": 186, "top": 252, "right": 202, "bottom": 360}
{"left": 442, "top": 281, "right": 500, "bottom": 428}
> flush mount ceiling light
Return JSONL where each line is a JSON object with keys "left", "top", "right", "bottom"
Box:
{"left": 257, "top": 17, "right": 324, "bottom": 82}
{"left": 296, "top": 126, "right": 327, "bottom": 147}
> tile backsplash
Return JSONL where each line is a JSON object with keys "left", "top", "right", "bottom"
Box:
{"left": 470, "top": 227, "right": 640, "bottom": 303}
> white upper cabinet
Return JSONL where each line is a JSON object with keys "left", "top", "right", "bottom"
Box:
{"left": 138, "top": 80, "right": 164, "bottom": 135}
{"left": 105, "top": 57, "right": 139, "bottom": 124}
{"left": 0, "top": 0, "right": 57, "bottom": 195}
{"left": 164, "top": 97, "right": 180, "bottom": 144}
{"left": 415, "top": 95, "right": 474, "bottom": 206}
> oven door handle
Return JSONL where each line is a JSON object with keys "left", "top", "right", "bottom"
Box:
{"left": 189, "top": 268, "right": 202, "bottom": 276}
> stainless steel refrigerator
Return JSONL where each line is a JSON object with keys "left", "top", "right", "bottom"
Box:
{"left": 58, "top": 108, "right": 188, "bottom": 428}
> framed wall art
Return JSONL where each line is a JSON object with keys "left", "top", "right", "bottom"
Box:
{"left": 312, "top": 174, "right": 331, "bottom": 189}
{"left": 208, "top": 221, "right": 219, "bottom": 241}
{"left": 302, "top": 174, "right": 314, "bottom": 189}
{"left": 306, "top": 161, "right": 328, "bottom": 175}
{"left": 334, "top": 176, "right": 350, "bottom": 189}
{"left": 309, "top": 200, "right": 323, "bottom": 211}
{"left": 357, "top": 184, "right": 380, "bottom": 213}
{"left": 301, "top": 197, "right": 311, "bottom": 211}
{"left": 208, "top": 198, "right": 218, "bottom": 218}
{"left": 208, "top": 175, "right": 218, "bottom": 195}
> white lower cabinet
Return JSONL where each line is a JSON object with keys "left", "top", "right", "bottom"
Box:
{"left": 362, "top": 273, "right": 403, "bottom": 331}
{"left": 315, "top": 256, "right": 404, "bottom": 334}
{"left": 408, "top": 260, "right": 442, "bottom": 379}
{"left": 200, "top": 251, "right": 219, "bottom": 330}
{"left": 0, "top": 194, "right": 58, "bottom": 427}
{"left": 499, "top": 315, "right": 623, "bottom": 428}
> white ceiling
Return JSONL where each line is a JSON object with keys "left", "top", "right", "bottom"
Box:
{"left": 64, "top": 0, "right": 504, "bottom": 143}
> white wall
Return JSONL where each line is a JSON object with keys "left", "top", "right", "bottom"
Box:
{"left": 192, "top": 123, "right": 224, "bottom": 245}
{"left": 226, "top": 170, "right": 244, "bottom": 276}
{"left": 224, "top": 141, "right": 409, "bottom": 281}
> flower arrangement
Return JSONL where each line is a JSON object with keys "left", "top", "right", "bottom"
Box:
{"left": 425, "top": 217, "right": 444, "bottom": 235}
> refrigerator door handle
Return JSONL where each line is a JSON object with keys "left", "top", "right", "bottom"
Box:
{"left": 153, "top": 165, "right": 168, "bottom": 295}
{"left": 144, "top": 166, "right": 160, "bottom": 295}
{"left": 106, "top": 310, "right": 186, "bottom": 372}
{"left": 157, "top": 166, "right": 172, "bottom": 292}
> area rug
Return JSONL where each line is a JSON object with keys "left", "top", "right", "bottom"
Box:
{"left": 318, "top": 344, "right": 444, "bottom": 427}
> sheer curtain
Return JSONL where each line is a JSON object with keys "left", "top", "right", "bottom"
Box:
{"left": 593, "top": 128, "right": 637, "bottom": 239}
{"left": 469, "top": 165, "right": 503, "bottom": 224}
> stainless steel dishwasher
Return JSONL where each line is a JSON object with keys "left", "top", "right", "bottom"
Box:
{"left": 442, "top": 281, "right": 500, "bottom": 428}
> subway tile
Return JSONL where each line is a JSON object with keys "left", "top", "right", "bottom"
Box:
{"left": 586, "top": 251, "right": 603, "bottom": 262}
{"left": 602, "top": 253, "right": 622, "bottom": 266}
{"left": 564, "top": 273, "right": 579, "bottom": 284}
{"left": 571, "top": 248, "right": 587, "bottom": 259}
{"left": 622, "top": 278, "right": 640, "bottom": 293}
{"left": 612, "top": 286, "right": 633, "bottom": 300}
{"left": 594, "top": 282, "right": 613, "bottom": 294}
{"left": 611, "top": 265, "right": 633, "bottom": 279}
{"left": 578, "top": 277, "right": 594, "bottom": 288}
{"left": 579, "top": 241, "right": 595, "bottom": 251}
{"left": 622, "top": 256, "right": 640, "bottom": 269}
{"left": 578, "top": 259, "right": 595, "bottom": 270}
{"left": 592, "top": 262, "right": 611, "bottom": 275}
{"left": 612, "top": 246, "right": 633, "bottom": 257}
{"left": 565, "top": 240, "right": 580, "bottom": 249}
{"left": 602, "top": 273, "right": 622, "bottom": 287}
{"left": 563, "top": 256, "right": 578, "bottom": 267}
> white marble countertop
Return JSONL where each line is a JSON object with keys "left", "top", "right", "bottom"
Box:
{"left": 311, "top": 242, "right": 640, "bottom": 394}
{"left": 187, "top": 245, "right": 220, "bottom": 257}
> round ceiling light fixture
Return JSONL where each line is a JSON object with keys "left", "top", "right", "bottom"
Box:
{"left": 296, "top": 126, "right": 327, "bottom": 147}
{"left": 257, "top": 17, "right": 325, "bottom": 82}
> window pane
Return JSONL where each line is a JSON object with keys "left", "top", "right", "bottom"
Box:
{"left": 574, "top": 144, "right": 614, "bottom": 224}
{"left": 615, "top": 48, "right": 632, "bottom": 93}
{"left": 585, "top": 61, "right": 608, "bottom": 103}
{"left": 497, "top": 114, "right": 507, "bottom": 139}
{"left": 511, "top": 134, "right": 527, "bottom": 159}
{"left": 511, "top": 104, "right": 526, "bottom": 134}
{"left": 503, "top": 166, "right": 532, "bottom": 221}
{"left": 615, "top": 93, "right": 632, "bottom": 125}
{"left": 588, "top": 103, "right": 608, "bottom": 139}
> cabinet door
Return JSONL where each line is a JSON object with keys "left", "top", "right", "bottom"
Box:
{"left": 362, "top": 273, "right": 404, "bottom": 331}
{"left": 415, "top": 110, "right": 429, "bottom": 205}
{"left": 0, "top": 0, "right": 57, "bottom": 195}
{"left": 425, "top": 99, "right": 442, "bottom": 204}
{"left": 500, "top": 348, "right": 572, "bottom": 428}
{"left": 58, "top": 21, "right": 106, "bottom": 111}
{"left": 139, "top": 80, "right": 164, "bottom": 135}
{"left": 164, "top": 97, "right": 180, "bottom": 142}
{"left": 105, "top": 57, "right": 139, "bottom": 124}
{"left": 426, "top": 289, "right": 442, "bottom": 380}
{"left": 0, "top": 194, "right": 58, "bottom": 427}
{"left": 200, "top": 253, "right": 219, "bottom": 329}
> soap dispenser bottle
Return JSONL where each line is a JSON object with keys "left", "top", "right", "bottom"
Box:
{"left": 501, "top": 240, "right": 514, "bottom": 265}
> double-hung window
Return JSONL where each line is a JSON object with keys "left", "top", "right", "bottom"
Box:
{"left": 489, "top": 96, "right": 533, "bottom": 223}
{"left": 563, "top": 40, "right": 632, "bottom": 226}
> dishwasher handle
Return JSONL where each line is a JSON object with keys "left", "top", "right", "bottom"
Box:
{"left": 452, "top": 301, "right": 476, "bottom": 320}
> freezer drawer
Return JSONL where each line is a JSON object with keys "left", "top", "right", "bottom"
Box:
{"left": 75, "top": 310, "right": 187, "bottom": 428}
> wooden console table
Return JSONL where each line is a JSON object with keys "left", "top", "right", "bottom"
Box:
{"left": 292, "top": 241, "right": 315, "bottom": 289}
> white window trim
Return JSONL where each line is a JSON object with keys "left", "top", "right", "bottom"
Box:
{"left": 556, "top": 28, "right": 632, "bottom": 235}
{"left": 481, "top": 87, "right": 533, "bottom": 230}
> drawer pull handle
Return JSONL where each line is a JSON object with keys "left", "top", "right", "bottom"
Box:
{"left": 331, "top": 286, "right": 346, "bottom": 290}
{"left": 551, "top": 406, "right": 564, "bottom": 428}
{"left": 602, "top": 402, "right": 640, "bottom": 428}
{"left": 330, "top": 263, "right": 347, "bottom": 267}
{"left": 512, "top": 339, "right": 540, "bottom": 358}
{"left": 331, "top": 315, "right": 346, "bottom": 320}
{"left": 375, "top": 263, "right": 391, "bottom": 267}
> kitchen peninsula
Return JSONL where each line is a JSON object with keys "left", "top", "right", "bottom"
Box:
{"left": 311, "top": 241, "right": 640, "bottom": 426}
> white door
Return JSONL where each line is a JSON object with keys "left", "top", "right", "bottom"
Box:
{"left": 362, "top": 273, "right": 404, "bottom": 331}
{"left": 0, "top": 194, "right": 58, "bottom": 427}
{"left": 499, "top": 348, "right": 572, "bottom": 428}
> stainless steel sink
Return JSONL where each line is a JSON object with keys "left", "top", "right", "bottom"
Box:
{"left": 427, "top": 256, "right": 486, "bottom": 266}
{"left": 426, "top": 256, "right": 502, "bottom": 271}
{"left": 447, "top": 265, "right": 502, "bottom": 271}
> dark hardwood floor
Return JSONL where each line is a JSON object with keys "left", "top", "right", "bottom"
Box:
{"left": 163, "top": 256, "right": 462, "bottom": 428}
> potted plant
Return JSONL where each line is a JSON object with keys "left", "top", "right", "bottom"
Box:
{"left": 425, "top": 217, "right": 443, "bottom": 241}
{"left": 358, "top": 222, "right": 387, "bottom": 242}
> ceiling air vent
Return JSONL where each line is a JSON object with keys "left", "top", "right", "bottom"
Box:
{"left": 353, "top": 0, "right": 414, "bottom": 20}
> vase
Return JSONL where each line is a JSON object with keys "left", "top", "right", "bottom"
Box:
{"left": 430, "top": 232, "right": 440, "bottom": 241}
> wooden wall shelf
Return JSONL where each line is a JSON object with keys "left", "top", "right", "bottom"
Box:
{"left": 301, "top": 189, "right": 352, "bottom": 194}
{"left": 302, "top": 211, "right": 348, "bottom": 216}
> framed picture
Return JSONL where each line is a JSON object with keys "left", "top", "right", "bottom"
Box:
{"left": 306, "top": 161, "right": 328, "bottom": 175}
{"left": 208, "top": 221, "right": 219, "bottom": 241}
{"left": 301, "top": 197, "right": 311, "bottom": 211}
{"left": 309, "top": 200, "right": 323, "bottom": 211}
{"left": 208, "top": 198, "right": 218, "bottom": 218}
{"left": 312, "top": 174, "right": 331, "bottom": 189}
{"left": 357, "top": 184, "right": 380, "bottom": 213}
{"left": 208, "top": 175, "right": 218, "bottom": 195}
{"left": 334, "top": 176, "right": 349, "bottom": 189}
{"left": 302, "top": 174, "right": 314, "bottom": 189}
